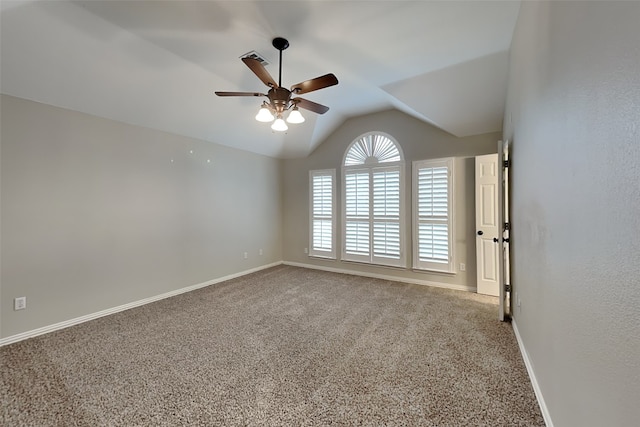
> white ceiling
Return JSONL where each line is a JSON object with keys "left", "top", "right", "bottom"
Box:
{"left": 0, "top": 1, "right": 520, "bottom": 158}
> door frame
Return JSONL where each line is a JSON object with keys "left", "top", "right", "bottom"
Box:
{"left": 497, "top": 140, "right": 511, "bottom": 321}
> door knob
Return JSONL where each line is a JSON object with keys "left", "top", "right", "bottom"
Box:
{"left": 493, "top": 237, "right": 499, "bottom": 242}
{"left": 477, "top": 230, "right": 483, "bottom": 235}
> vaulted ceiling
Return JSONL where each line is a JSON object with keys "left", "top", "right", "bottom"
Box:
{"left": 1, "top": 1, "right": 520, "bottom": 158}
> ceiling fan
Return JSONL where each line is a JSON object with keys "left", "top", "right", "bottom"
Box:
{"left": 215, "top": 37, "right": 338, "bottom": 131}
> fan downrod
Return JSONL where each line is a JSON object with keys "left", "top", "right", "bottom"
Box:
{"left": 272, "top": 37, "right": 289, "bottom": 51}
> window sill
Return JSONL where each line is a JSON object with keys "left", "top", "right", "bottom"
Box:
{"left": 340, "top": 259, "right": 407, "bottom": 271}
{"left": 412, "top": 267, "right": 456, "bottom": 276}
{"left": 308, "top": 255, "right": 336, "bottom": 261}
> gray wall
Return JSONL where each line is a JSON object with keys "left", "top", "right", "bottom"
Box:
{"left": 282, "top": 109, "right": 499, "bottom": 289}
{"left": 1, "top": 95, "right": 282, "bottom": 339}
{"left": 504, "top": 2, "right": 640, "bottom": 426}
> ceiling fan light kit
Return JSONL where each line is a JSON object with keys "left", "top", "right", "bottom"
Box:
{"left": 216, "top": 37, "right": 338, "bottom": 132}
{"left": 271, "top": 115, "right": 288, "bottom": 132}
{"left": 286, "top": 106, "right": 305, "bottom": 124}
{"left": 255, "top": 104, "right": 275, "bottom": 122}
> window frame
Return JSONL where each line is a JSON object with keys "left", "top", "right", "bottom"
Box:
{"left": 412, "top": 157, "right": 455, "bottom": 273}
{"left": 309, "top": 169, "right": 336, "bottom": 259}
{"left": 341, "top": 132, "right": 405, "bottom": 268}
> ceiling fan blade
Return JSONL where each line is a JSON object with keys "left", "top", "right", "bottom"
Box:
{"left": 242, "top": 57, "right": 278, "bottom": 88}
{"left": 215, "top": 91, "right": 266, "bottom": 97}
{"left": 294, "top": 97, "right": 330, "bottom": 115}
{"left": 291, "top": 73, "right": 338, "bottom": 95}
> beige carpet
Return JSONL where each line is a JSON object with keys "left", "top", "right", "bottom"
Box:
{"left": 1, "top": 265, "right": 544, "bottom": 426}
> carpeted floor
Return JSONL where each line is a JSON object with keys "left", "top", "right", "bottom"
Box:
{"left": 1, "top": 265, "right": 545, "bottom": 426}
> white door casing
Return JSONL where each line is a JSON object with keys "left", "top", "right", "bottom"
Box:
{"left": 499, "top": 140, "right": 512, "bottom": 320}
{"left": 475, "top": 154, "right": 500, "bottom": 296}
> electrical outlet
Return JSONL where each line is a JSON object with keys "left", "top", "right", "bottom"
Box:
{"left": 243, "top": 252, "right": 248, "bottom": 259}
{"left": 259, "top": 249, "right": 263, "bottom": 256}
{"left": 14, "top": 297, "right": 27, "bottom": 311}
{"left": 304, "top": 247, "right": 308, "bottom": 254}
{"left": 459, "top": 263, "right": 466, "bottom": 271}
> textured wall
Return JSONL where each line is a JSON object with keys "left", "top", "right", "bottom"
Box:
{"left": 504, "top": 2, "right": 640, "bottom": 426}
{"left": 282, "top": 109, "right": 499, "bottom": 289}
{"left": 1, "top": 95, "right": 282, "bottom": 339}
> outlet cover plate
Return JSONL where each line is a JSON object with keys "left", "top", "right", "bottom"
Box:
{"left": 14, "top": 297, "right": 27, "bottom": 310}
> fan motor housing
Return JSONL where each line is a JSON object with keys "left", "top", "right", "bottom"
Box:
{"left": 269, "top": 87, "right": 292, "bottom": 112}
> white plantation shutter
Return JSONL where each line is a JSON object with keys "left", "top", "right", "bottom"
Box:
{"left": 342, "top": 132, "right": 404, "bottom": 267}
{"left": 345, "top": 171, "right": 370, "bottom": 217}
{"left": 372, "top": 168, "right": 401, "bottom": 262}
{"left": 309, "top": 170, "right": 336, "bottom": 258}
{"left": 413, "top": 158, "right": 454, "bottom": 272}
{"left": 344, "top": 170, "right": 370, "bottom": 260}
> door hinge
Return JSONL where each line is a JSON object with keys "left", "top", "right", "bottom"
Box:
{"left": 503, "top": 160, "right": 510, "bottom": 168}
{"left": 504, "top": 284, "right": 512, "bottom": 293}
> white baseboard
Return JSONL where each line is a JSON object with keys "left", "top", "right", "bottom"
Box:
{"left": 0, "top": 262, "right": 283, "bottom": 347}
{"left": 283, "top": 261, "right": 475, "bottom": 293}
{"left": 512, "top": 320, "right": 553, "bottom": 427}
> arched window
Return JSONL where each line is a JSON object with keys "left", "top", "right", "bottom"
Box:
{"left": 344, "top": 133, "right": 401, "bottom": 165}
{"left": 342, "top": 132, "right": 405, "bottom": 267}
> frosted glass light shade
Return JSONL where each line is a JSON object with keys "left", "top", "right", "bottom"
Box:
{"left": 271, "top": 116, "right": 288, "bottom": 131}
{"left": 286, "top": 108, "right": 305, "bottom": 124}
{"left": 255, "top": 107, "right": 274, "bottom": 122}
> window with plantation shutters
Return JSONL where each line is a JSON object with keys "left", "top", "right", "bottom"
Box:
{"left": 413, "top": 158, "right": 454, "bottom": 272}
{"left": 342, "top": 132, "right": 405, "bottom": 267}
{"left": 309, "top": 169, "right": 336, "bottom": 258}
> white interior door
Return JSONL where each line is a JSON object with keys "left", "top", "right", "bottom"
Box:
{"left": 475, "top": 154, "right": 500, "bottom": 296}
